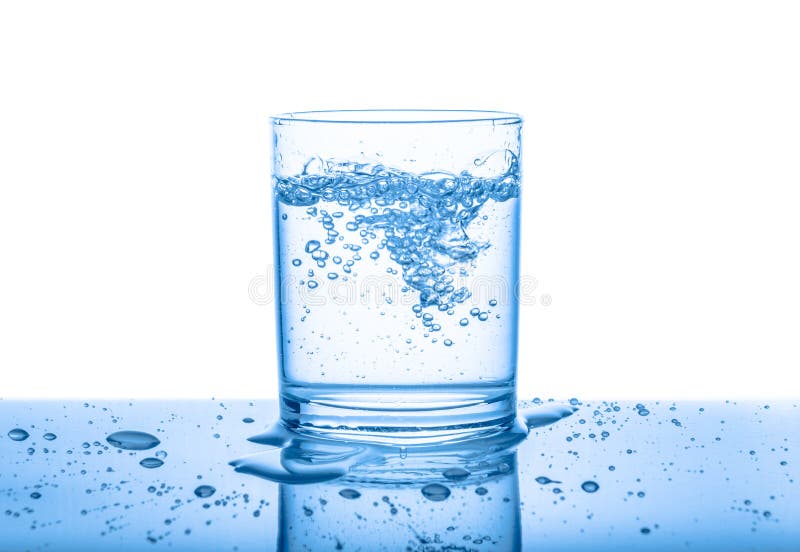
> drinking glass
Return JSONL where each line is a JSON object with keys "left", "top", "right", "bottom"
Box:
{"left": 272, "top": 109, "right": 522, "bottom": 443}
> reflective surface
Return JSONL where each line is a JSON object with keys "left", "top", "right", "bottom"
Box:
{"left": 1, "top": 399, "right": 798, "bottom": 551}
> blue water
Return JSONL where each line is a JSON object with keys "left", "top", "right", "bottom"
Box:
{"left": 273, "top": 155, "right": 523, "bottom": 439}
{"left": 1, "top": 399, "right": 798, "bottom": 550}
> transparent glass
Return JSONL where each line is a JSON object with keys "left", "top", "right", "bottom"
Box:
{"left": 272, "top": 110, "right": 522, "bottom": 444}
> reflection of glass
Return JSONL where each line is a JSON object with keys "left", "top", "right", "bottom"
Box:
{"left": 277, "top": 449, "right": 520, "bottom": 551}
{"left": 271, "top": 110, "right": 523, "bottom": 444}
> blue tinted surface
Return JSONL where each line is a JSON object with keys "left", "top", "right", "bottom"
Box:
{"left": 1, "top": 399, "right": 797, "bottom": 551}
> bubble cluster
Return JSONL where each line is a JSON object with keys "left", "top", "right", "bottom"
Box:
{"left": 276, "top": 156, "right": 520, "bottom": 340}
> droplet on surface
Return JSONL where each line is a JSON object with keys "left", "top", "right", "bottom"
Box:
{"left": 242, "top": 417, "right": 255, "bottom": 424}
{"left": 338, "top": 488, "right": 361, "bottom": 500}
{"left": 139, "top": 457, "right": 164, "bottom": 469}
{"left": 43, "top": 433, "right": 57, "bottom": 441}
{"left": 106, "top": 431, "right": 160, "bottom": 451}
{"left": 8, "top": 429, "right": 29, "bottom": 442}
{"left": 443, "top": 468, "right": 470, "bottom": 481}
{"left": 30, "top": 492, "right": 41, "bottom": 499}
{"left": 535, "top": 476, "right": 561, "bottom": 485}
{"left": 421, "top": 483, "right": 451, "bottom": 502}
{"left": 194, "top": 485, "right": 216, "bottom": 498}
{"left": 581, "top": 481, "right": 599, "bottom": 493}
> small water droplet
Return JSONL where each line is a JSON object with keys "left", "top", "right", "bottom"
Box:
{"left": 641, "top": 527, "right": 651, "bottom": 535}
{"left": 459, "top": 318, "right": 469, "bottom": 326}
{"left": 475, "top": 487, "right": 488, "bottom": 496}
{"left": 338, "top": 488, "right": 361, "bottom": 500}
{"left": 421, "top": 483, "right": 450, "bottom": 502}
{"left": 242, "top": 417, "right": 255, "bottom": 424}
{"left": 305, "top": 240, "right": 320, "bottom": 253}
{"left": 443, "top": 339, "right": 453, "bottom": 347}
{"left": 30, "top": 492, "right": 41, "bottom": 499}
{"left": 581, "top": 481, "right": 599, "bottom": 493}
{"left": 139, "top": 457, "right": 164, "bottom": 469}
{"left": 292, "top": 259, "right": 302, "bottom": 266}
{"left": 43, "top": 433, "right": 57, "bottom": 441}
{"left": 194, "top": 485, "right": 216, "bottom": 498}
{"left": 535, "top": 476, "right": 561, "bottom": 485}
{"left": 443, "top": 468, "right": 470, "bottom": 481}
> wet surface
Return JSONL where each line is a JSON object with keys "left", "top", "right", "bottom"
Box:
{"left": 1, "top": 399, "right": 798, "bottom": 551}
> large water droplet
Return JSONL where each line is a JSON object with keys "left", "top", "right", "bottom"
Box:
{"left": 8, "top": 429, "right": 29, "bottom": 441}
{"left": 421, "top": 483, "right": 451, "bottom": 502}
{"left": 106, "top": 431, "right": 160, "bottom": 451}
{"left": 194, "top": 485, "right": 216, "bottom": 498}
{"left": 443, "top": 467, "right": 470, "bottom": 481}
{"left": 139, "top": 457, "right": 164, "bottom": 469}
{"left": 581, "top": 481, "right": 599, "bottom": 493}
{"left": 338, "top": 488, "right": 361, "bottom": 500}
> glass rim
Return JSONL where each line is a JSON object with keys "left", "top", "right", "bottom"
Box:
{"left": 271, "top": 109, "right": 522, "bottom": 125}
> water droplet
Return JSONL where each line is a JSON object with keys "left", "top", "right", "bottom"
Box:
{"left": 459, "top": 318, "right": 469, "bottom": 326}
{"left": 608, "top": 465, "right": 616, "bottom": 471}
{"left": 305, "top": 240, "right": 320, "bottom": 253}
{"left": 30, "top": 492, "right": 41, "bottom": 499}
{"left": 242, "top": 417, "right": 255, "bottom": 424}
{"left": 535, "top": 476, "right": 561, "bottom": 485}
{"left": 641, "top": 527, "right": 651, "bottom": 535}
{"left": 7, "top": 429, "right": 29, "bottom": 441}
{"left": 478, "top": 312, "right": 489, "bottom": 321}
{"left": 475, "top": 487, "right": 488, "bottom": 496}
{"left": 43, "top": 432, "right": 57, "bottom": 441}
{"left": 470, "top": 308, "right": 480, "bottom": 316}
{"left": 338, "top": 488, "right": 361, "bottom": 500}
{"left": 139, "top": 457, "right": 164, "bottom": 469}
{"left": 421, "top": 483, "right": 450, "bottom": 502}
{"left": 637, "top": 491, "right": 645, "bottom": 498}
{"left": 489, "top": 299, "right": 498, "bottom": 307}
{"left": 155, "top": 450, "right": 167, "bottom": 459}
{"left": 581, "top": 481, "right": 599, "bottom": 493}
{"left": 327, "top": 272, "right": 338, "bottom": 280}
{"left": 443, "top": 468, "right": 470, "bottom": 481}
{"left": 291, "top": 258, "right": 302, "bottom": 266}
{"left": 106, "top": 431, "right": 160, "bottom": 451}
{"left": 194, "top": 485, "right": 216, "bottom": 498}
{"left": 443, "top": 339, "right": 453, "bottom": 347}
{"left": 307, "top": 280, "right": 319, "bottom": 289}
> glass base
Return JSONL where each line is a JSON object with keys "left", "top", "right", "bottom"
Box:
{"left": 279, "top": 383, "right": 516, "bottom": 446}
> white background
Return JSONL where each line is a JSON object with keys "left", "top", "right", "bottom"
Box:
{"left": 1, "top": 1, "right": 798, "bottom": 400}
